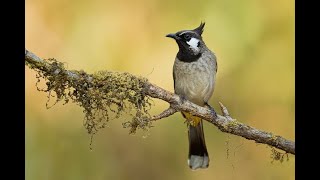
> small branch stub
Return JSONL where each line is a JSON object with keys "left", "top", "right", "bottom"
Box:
{"left": 219, "top": 102, "right": 230, "bottom": 117}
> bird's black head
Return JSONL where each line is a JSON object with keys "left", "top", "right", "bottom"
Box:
{"left": 166, "top": 22, "right": 206, "bottom": 62}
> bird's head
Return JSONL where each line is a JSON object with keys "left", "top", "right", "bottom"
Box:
{"left": 166, "top": 22, "right": 206, "bottom": 60}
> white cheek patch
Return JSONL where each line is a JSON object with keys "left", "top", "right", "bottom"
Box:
{"left": 187, "top": 38, "right": 200, "bottom": 51}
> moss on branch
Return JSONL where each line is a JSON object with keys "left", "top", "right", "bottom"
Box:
{"left": 27, "top": 58, "right": 153, "bottom": 134}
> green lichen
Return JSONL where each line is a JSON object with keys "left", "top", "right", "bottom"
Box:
{"left": 268, "top": 135, "right": 289, "bottom": 163}
{"left": 226, "top": 120, "right": 239, "bottom": 129}
{"left": 269, "top": 134, "right": 278, "bottom": 144}
{"left": 270, "top": 147, "right": 289, "bottom": 163}
{"left": 31, "top": 58, "right": 153, "bottom": 135}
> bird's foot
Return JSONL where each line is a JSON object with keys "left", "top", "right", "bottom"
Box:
{"left": 178, "top": 95, "right": 187, "bottom": 104}
{"left": 205, "top": 102, "right": 217, "bottom": 119}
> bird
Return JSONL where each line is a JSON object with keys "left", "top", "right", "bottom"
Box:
{"left": 166, "top": 22, "right": 217, "bottom": 170}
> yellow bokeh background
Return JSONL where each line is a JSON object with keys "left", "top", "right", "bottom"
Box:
{"left": 26, "top": 0, "right": 294, "bottom": 179}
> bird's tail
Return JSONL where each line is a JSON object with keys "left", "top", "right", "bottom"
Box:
{"left": 188, "top": 119, "right": 209, "bottom": 170}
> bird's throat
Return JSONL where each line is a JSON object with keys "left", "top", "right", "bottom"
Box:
{"left": 177, "top": 50, "right": 201, "bottom": 63}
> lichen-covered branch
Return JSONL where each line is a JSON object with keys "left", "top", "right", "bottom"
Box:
{"left": 25, "top": 49, "right": 295, "bottom": 155}
{"left": 150, "top": 107, "right": 178, "bottom": 121}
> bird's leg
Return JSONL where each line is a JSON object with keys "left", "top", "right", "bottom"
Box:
{"left": 178, "top": 94, "right": 187, "bottom": 104}
{"left": 205, "top": 102, "right": 217, "bottom": 119}
{"left": 178, "top": 95, "right": 193, "bottom": 124}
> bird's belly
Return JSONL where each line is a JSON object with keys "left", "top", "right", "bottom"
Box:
{"left": 174, "top": 72, "right": 213, "bottom": 106}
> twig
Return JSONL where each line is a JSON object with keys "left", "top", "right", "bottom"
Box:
{"left": 150, "top": 107, "right": 178, "bottom": 121}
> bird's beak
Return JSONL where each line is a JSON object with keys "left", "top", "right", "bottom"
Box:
{"left": 166, "top": 33, "right": 177, "bottom": 40}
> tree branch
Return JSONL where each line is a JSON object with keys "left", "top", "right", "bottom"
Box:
{"left": 25, "top": 49, "right": 295, "bottom": 155}
{"left": 150, "top": 107, "right": 178, "bottom": 121}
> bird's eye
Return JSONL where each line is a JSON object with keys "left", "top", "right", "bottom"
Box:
{"left": 184, "top": 34, "right": 191, "bottom": 40}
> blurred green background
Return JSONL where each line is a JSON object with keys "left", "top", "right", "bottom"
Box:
{"left": 25, "top": 0, "right": 294, "bottom": 179}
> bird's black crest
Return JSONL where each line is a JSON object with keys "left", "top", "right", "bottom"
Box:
{"left": 193, "top": 22, "right": 205, "bottom": 36}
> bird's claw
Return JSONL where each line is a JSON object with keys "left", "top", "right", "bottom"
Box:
{"left": 179, "top": 95, "right": 187, "bottom": 104}
{"left": 205, "top": 103, "right": 217, "bottom": 119}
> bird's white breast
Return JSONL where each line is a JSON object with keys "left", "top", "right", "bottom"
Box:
{"left": 173, "top": 54, "right": 216, "bottom": 106}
